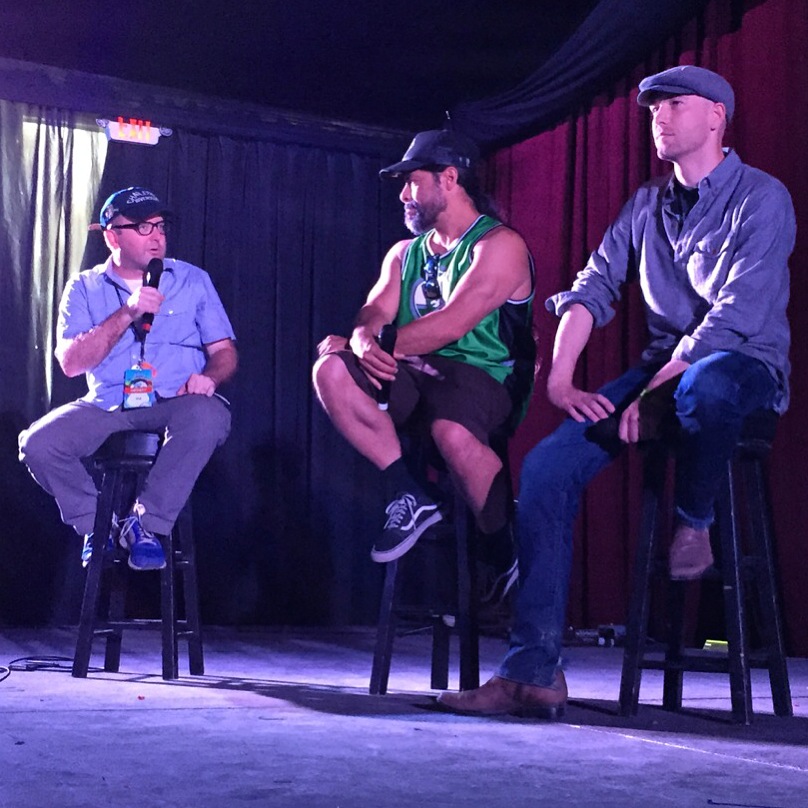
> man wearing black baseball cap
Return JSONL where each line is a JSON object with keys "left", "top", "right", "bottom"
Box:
{"left": 313, "top": 129, "right": 535, "bottom": 586}
{"left": 19, "top": 186, "right": 238, "bottom": 571}
{"left": 438, "top": 66, "right": 796, "bottom": 718}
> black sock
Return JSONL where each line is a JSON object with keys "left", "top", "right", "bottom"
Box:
{"left": 479, "top": 522, "right": 515, "bottom": 568}
{"left": 381, "top": 457, "right": 428, "bottom": 502}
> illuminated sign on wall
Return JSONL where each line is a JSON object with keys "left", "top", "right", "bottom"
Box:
{"left": 96, "top": 118, "right": 173, "bottom": 146}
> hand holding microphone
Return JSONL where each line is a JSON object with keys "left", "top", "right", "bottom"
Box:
{"left": 141, "top": 258, "right": 164, "bottom": 333}
{"left": 376, "top": 323, "right": 397, "bottom": 411}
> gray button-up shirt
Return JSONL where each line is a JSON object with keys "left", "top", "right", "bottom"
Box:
{"left": 547, "top": 150, "right": 796, "bottom": 412}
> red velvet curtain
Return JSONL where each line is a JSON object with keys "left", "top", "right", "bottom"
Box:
{"left": 491, "top": 0, "right": 808, "bottom": 653}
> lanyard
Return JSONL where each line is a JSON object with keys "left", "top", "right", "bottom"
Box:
{"left": 112, "top": 283, "right": 148, "bottom": 364}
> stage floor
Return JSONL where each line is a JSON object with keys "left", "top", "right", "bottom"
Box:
{"left": 1, "top": 626, "right": 806, "bottom": 807}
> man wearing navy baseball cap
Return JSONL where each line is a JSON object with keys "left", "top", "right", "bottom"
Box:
{"left": 438, "top": 66, "right": 796, "bottom": 718}
{"left": 19, "top": 186, "right": 238, "bottom": 571}
{"left": 313, "top": 129, "right": 535, "bottom": 587}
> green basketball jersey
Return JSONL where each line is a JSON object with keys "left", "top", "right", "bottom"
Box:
{"left": 396, "top": 214, "right": 536, "bottom": 426}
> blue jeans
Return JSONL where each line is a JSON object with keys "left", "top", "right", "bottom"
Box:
{"left": 498, "top": 351, "right": 780, "bottom": 686}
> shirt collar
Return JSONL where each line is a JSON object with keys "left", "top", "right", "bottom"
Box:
{"left": 102, "top": 256, "right": 174, "bottom": 288}
{"left": 662, "top": 148, "right": 741, "bottom": 206}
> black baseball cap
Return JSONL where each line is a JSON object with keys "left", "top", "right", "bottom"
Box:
{"left": 379, "top": 129, "right": 480, "bottom": 178}
{"left": 99, "top": 186, "right": 171, "bottom": 229}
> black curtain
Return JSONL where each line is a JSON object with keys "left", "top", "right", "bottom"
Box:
{"left": 452, "top": 0, "right": 714, "bottom": 147}
{"left": 0, "top": 80, "right": 408, "bottom": 626}
{"left": 93, "top": 133, "right": 406, "bottom": 626}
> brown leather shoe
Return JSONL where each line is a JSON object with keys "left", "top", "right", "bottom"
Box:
{"left": 436, "top": 672, "right": 567, "bottom": 719}
{"left": 669, "top": 524, "right": 713, "bottom": 580}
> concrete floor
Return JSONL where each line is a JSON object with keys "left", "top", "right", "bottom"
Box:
{"left": 1, "top": 626, "right": 806, "bottom": 808}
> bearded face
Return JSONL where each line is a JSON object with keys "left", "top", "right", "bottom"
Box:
{"left": 401, "top": 170, "right": 448, "bottom": 235}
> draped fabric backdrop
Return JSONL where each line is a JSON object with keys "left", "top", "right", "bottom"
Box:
{"left": 0, "top": 82, "right": 406, "bottom": 627}
{"left": 0, "top": 0, "right": 806, "bottom": 656}
{"left": 488, "top": 0, "right": 808, "bottom": 653}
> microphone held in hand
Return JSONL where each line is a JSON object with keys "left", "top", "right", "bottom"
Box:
{"left": 141, "top": 258, "right": 163, "bottom": 333}
{"left": 376, "top": 323, "right": 397, "bottom": 411}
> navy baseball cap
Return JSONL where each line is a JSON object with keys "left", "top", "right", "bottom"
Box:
{"left": 637, "top": 65, "right": 735, "bottom": 122}
{"left": 99, "top": 186, "right": 171, "bottom": 229}
{"left": 379, "top": 129, "right": 480, "bottom": 177}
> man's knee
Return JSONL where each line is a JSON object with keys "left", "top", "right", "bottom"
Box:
{"left": 175, "top": 395, "right": 231, "bottom": 443}
{"left": 312, "top": 353, "right": 352, "bottom": 401}
{"left": 18, "top": 418, "right": 55, "bottom": 468}
{"left": 430, "top": 418, "right": 479, "bottom": 454}
{"left": 675, "top": 353, "right": 755, "bottom": 429}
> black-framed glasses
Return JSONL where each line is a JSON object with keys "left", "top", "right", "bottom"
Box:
{"left": 422, "top": 253, "right": 443, "bottom": 301}
{"left": 110, "top": 220, "right": 168, "bottom": 236}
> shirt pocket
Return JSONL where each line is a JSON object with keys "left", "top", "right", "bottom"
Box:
{"left": 150, "top": 301, "right": 200, "bottom": 345}
{"left": 686, "top": 231, "right": 733, "bottom": 301}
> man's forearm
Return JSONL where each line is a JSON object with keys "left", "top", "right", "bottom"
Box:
{"left": 394, "top": 313, "right": 466, "bottom": 357}
{"left": 547, "top": 304, "right": 595, "bottom": 389}
{"left": 353, "top": 304, "right": 391, "bottom": 339}
{"left": 55, "top": 306, "right": 135, "bottom": 377}
{"left": 202, "top": 344, "right": 238, "bottom": 388}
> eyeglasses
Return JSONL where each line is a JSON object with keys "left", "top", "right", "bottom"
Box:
{"left": 422, "top": 254, "right": 443, "bottom": 301}
{"left": 110, "top": 220, "right": 168, "bottom": 236}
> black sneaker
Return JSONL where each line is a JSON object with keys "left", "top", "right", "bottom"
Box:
{"left": 371, "top": 492, "right": 443, "bottom": 563}
{"left": 478, "top": 523, "right": 519, "bottom": 605}
{"left": 479, "top": 557, "right": 519, "bottom": 605}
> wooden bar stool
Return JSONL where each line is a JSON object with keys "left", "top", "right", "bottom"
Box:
{"left": 619, "top": 410, "right": 792, "bottom": 723}
{"left": 369, "top": 433, "right": 513, "bottom": 695}
{"left": 72, "top": 430, "right": 204, "bottom": 681}
{"left": 369, "top": 481, "right": 479, "bottom": 695}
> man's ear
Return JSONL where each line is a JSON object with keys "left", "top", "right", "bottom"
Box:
{"left": 440, "top": 165, "right": 459, "bottom": 189}
{"left": 711, "top": 101, "right": 727, "bottom": 132}
{"left": 102, "top": 228, "right": 118, "bottom": 251}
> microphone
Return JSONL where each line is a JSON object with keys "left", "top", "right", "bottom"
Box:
{"left": 141, "top": 258, "right": 163, "bottom": 333}
{"left": 376, "top": 323, "right": 397, "bottom": 411}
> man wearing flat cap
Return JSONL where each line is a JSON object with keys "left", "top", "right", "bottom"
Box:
{"left": 438, "top": 66, "right": 796, "bottom": 717}
{"left": 19, "top": 187, "right": 238, "bottom": 571}
{"left": 313, "top": 129, "right": 535, "bottom": 587}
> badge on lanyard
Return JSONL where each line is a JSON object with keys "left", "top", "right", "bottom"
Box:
{"left": 123, "top": 361, "right": 157, "bottom": 409}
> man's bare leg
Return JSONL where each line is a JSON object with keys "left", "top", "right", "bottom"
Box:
{"left": 312, "top": 353, "right": 402, "bottom": 469}
{"left": 430, "top": 418, "right": 503, "bottom": 526}
{"left": 313, "top": 353, "right": 442, "bottom": 562}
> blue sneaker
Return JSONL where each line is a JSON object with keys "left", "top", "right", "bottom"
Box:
{"left": 81, "top": 514, "right": 121, "bottom": 568}
{"left": 119, "top": 515, "right": 166, "bottom": 571}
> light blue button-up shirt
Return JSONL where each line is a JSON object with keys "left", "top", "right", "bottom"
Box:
{"left": 58, "top": 257, "right": 236, "bottom": 410}
{"left": 548, "top": 150, "right": 796, "bottom": 412}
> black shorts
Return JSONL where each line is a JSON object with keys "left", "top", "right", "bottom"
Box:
{"left": 337, "top": 351, "right": 511, "bottom": 443}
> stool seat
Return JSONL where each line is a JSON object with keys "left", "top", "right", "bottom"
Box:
{"left": 92, "top": 430, "right": 161, "bottom": 461}
{"left": 72, "top": 430, "right": 204, "bottom": 680}
{"left": 619, "top": 410, "right": 792, "bottom": 723}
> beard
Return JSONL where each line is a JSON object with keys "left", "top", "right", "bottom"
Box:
{"left": 403, "top": 193, "right": 447, "bottom": 235}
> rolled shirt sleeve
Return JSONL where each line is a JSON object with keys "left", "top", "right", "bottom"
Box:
{"left": 546, "top": 195, "right": 637, "bottom": 327}
{"left": 544, "top": 150, "right": 795, "bottom": 411}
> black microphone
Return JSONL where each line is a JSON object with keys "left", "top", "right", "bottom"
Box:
{"left": 376, "top": 323, "right": 397, "bottom": 411}
{"left": 141, "top": 258, "right": 163, "bottom": 333}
